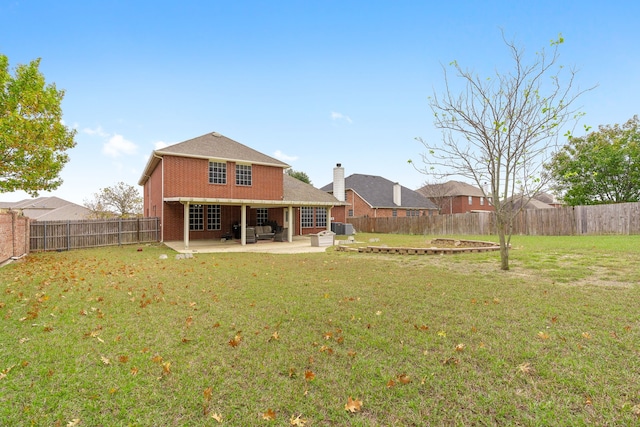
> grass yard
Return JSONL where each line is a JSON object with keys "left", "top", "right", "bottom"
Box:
{"left": 1, "top": 233, "right": 640, "bottom": 426}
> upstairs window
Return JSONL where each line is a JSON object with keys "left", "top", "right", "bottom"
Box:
{"left": 236, "top": 164, "right": 252, "bottom": 186}
{"left": 480, "top": 197, "right": 485, "bottom": 206}
{"left": 209, "top": 162, "right": 227, "bottom": 184}
{"left": 468, "top": 196, "right": 473, "bottom": 205}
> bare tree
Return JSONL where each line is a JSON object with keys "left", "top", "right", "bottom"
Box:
{"left": 413, "top": 33, "right": 593, "bottom": 270}
{"left": 417, "top": 181, "right": 453, "bottom": 214}
{"left": 85, "top": 182, "right": 142, "bottom": 218}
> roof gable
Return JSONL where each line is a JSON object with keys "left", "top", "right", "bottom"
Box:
{"left": 140, "top": 132, "right": 290, "bottom": 185}
{"left": 322, "top": 174, "right": 438, "bottom": 209}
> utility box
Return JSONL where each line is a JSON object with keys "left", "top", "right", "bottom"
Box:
{"left": 310, "top": 230, "right": 336, "bottom": 247}
{"left": 343, "top": 223, "right": 354, "bottom": 235}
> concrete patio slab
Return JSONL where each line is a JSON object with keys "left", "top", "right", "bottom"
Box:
{"left": 163, "top": 236, "right": 333, "bottom": 254}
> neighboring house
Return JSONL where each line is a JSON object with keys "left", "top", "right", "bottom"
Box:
{"left": 0, "top": 196, "right": 93, "bottom": 220}
{"left": 533, "top": 192, "right": 563, "bottom": 208}
{"left": 506, "top": 194, "right": 556, "bottom": 211}
{"left": 138, "top": 131, "right": 345, "bottom": 247}
{"left": 320, "top": 164, "right": 439, "bottom": 222}
{"left": 417, "top": 180, "right": 493, "bottom": 214}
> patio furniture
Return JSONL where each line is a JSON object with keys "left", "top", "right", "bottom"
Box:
{"left": 273, "top": 227, "right": 287, "bottom": 242}
{"left": 254, "top": 225, "right": 276, "bottom": 240}
{"left": 245, "top": 227, "right": 257, "bottom": 243}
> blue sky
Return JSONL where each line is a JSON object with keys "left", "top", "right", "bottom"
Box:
{"left": 1, "top": 0, "right": 638, "bottom": 205}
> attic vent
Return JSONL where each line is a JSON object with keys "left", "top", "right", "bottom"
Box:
{"left": 212, "top": 132, "right": 222, "bottom": 137}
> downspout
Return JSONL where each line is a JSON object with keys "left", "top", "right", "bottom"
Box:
{"left": 153, "top": 153, "right": 165, "bottom": 243}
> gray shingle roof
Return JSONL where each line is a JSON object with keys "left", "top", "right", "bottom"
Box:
{"left": 1, "top": 197, "right": 92, "bottom": 220}
{"left": 417, "top": 180, "right": 485, "bottom": 197}
{"left": 321, "top": 174, "right": 438, "bottom": 209}
{"left": 283, "top": 174, "right": 345, "bottom": 205}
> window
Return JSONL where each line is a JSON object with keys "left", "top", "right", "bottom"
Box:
{"left": 348, "top": 209, "right": 354, "bottom": 217}
{"left": 301, "top": 207, "right": 314, "bottom": 228}
{"left": 407, "top": 209, "right": 419, "bottom": 217}
{"left": 256, "top": 208, "right": 268, "bottom": 225}
{"left": 468, "top": 196, "right": 473, "bottom": 205}
{"left": 189, "top": 204, "right": 203, "bottom": 230}
{"left": 480, "top": 197, "right": 485, "bottom": 206}
{"left": 207, "top": 205, "right": 221, "bottom": 230}
{"left": 209, "top": 162, "right": 227, "bottom": 184}
{"left": 236, "top": 164, "right": 252, "bottom": 186}
{"left": 315, "top": 208, "right": 326, "bottom": 227}
{"left": 392, "top": 209, "right": 397, "bottom": 217}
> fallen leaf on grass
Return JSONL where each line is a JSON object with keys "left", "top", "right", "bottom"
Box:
{"left": 211, "top": 412, "right": 223, "bottom": 422}
{"left": 345, "top": 396, "right": 363, "bottom": 413}
{"left": 537, "top": 331, "right": 550, "bottom": 340}
{"left": 290, "top": 414, "right": 306, "bottom": 425}
{"left": 162, "top": 362, "right": 171, "bottom": 374}
{"left": 67, "top": 419, "right": 81, "bottom": 427}
{"left": 204, "top": 387, "right": 213, "bottom": 401}
{"left": 262, "top": 408, "right": 276, "bottom": 420}
{"left": 304, "top": 370, "right": 315, "bottom": 381}
{"left": 268, "top": 331, "right": 280, "bottom": 342}
{"left": 100, "top": 356, "right": 110, "bottom": 365}
{"left": 397, "top": 374, "right": 411, "bottom": 384}
{"left": 518, "top": 362, "right": 535, "bottom": 375}
{"left": 442, "top": 357, "right": 459, "bottom": 365}
{"left": 455, "top": 343, "right": 465, "bottom": 352}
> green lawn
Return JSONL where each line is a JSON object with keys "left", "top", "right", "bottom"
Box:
{"left": 1, "top": 233, "right": 639, "bottom": 426}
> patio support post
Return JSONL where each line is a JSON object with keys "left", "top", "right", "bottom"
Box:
{"left": 241, "top": 204, "right": 247, "bottom": 245}
{"left": 326, "top": 207, "right": 332, "bottom": 231}
{"left": 183, "top": 202, "right": 190, "bottom": 250}
{"left": 287, "top": 205, "right": 293, "bottom": 242}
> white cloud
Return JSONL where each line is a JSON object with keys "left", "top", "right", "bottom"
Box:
{"left": 330, "top": 111, "right": 353, "bottom": 124}
{"left": 273, "top": 150, "right": 298, "bottom": 162}
{"left": 102, "top": 134, "right": 138, "bottom": 158}
{"left": 154, "top": 141, "right": 169, "bottom": 150}
{"left": 83, "top": 125, "right": 109, "bottom": 137}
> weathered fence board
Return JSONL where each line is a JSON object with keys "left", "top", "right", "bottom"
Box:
{"left": 30, "top": 218, "right": 160, "bottom": 251}
{"left": 347, "top": 202, "right": 640, "bottom": 236}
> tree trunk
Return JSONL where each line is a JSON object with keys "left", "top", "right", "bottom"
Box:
{"left": 497, "top": 220, "right": 510, "bottom": 271}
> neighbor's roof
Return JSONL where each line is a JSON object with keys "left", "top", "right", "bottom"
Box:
{"left": 1, "top": 196, "right": 92, "bottom": 220}
{"left": 321, "top": 174, "right": 438, "bottom": 209}
{"left": 417, "top": 180, "right": 485, "bottom": 198}
{"left": 139, "top": 132, "right": 290, "bottom": 185}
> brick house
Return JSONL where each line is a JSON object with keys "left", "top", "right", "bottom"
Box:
{"left": 417, "top": 180, "right": 494, "bottom": 214}
{"left": 320, "top": 164, "right": 438, "bottom": 222}
{"left": 138, "top": 132, "right": 344, "bottom": 247}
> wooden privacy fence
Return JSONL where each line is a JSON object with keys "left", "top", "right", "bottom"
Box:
{"left": 30, "top": 217, "right": 160, "bottom": 251}
{"left": 347, "top": 202, "right": 640, "bottom": 236}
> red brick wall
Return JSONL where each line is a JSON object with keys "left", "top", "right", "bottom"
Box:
{"left": 0, "top": 211, "right": 30, "bottom": 263}
{"left": 442, "top": 196, "right": 494, "bottom": 214}
{"left": 163, "top": 156, "right": 284, "bottom": 200}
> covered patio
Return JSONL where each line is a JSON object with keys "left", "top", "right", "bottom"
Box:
{"left": 163, "top": 235, "right": 333, "bottom": 254}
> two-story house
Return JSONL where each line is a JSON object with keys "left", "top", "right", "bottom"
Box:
{"left": 138, "top": 132, "right": 344, "bottom": 247}
{"left": 321, "top": 164, "right": 438, "bottom": 222}
{"left": 417, "top": 180, "right": 494, "bottom": 214}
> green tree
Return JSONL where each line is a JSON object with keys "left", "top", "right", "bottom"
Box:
{"left": 413, "top": 33, "right": 593, "bottom": 270}
{"left": 546, "top": 116, "right": 640, "bottom": 205}
{"left": 286, "top": 169, "right": 312, "bottom": 185}
{"left": 85, "top": 182, "right": 142, "bottom": 218}
{"left": 0, "top": 54, "right": 77, "bottom": 196}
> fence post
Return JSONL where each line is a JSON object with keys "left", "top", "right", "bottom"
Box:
{"left": 43, "top": 222, "right": 47, "bottom": 251}
{"left": 67, "top": 220, "right": 70, "bottom": 251}
{"left": 118, "top": 218, "right": 122, "bottom": 246}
